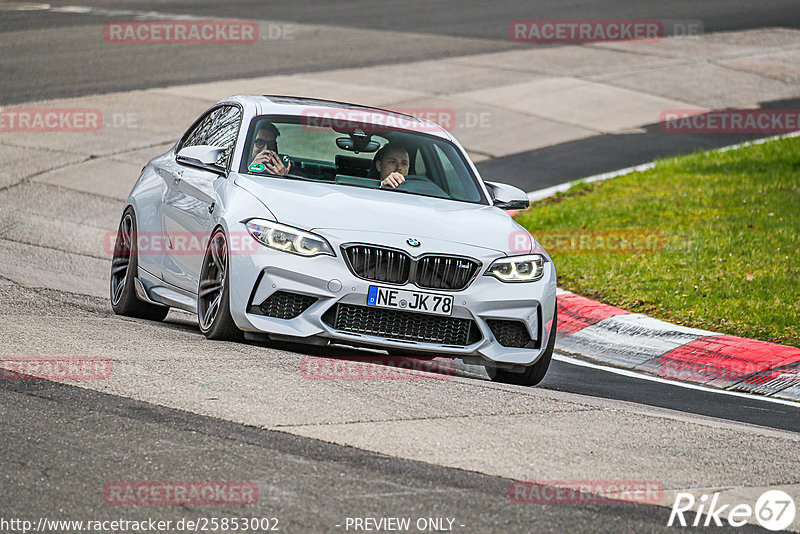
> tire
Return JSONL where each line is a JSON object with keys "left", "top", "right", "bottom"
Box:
{"left": 110, "top": 207, "right": 170, "bottom": 321}
{"left": 491, "top": 307, "right": 557, "bottom": 387}
{"left": 197, "top": 228, "right": 244, "bottom": 341}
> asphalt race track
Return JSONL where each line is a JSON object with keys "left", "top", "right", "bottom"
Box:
{"left": 3, "top": 0, "right": 800, "bottom": 104}
{"left": 2, "top": 2, "right": 800, "bottom": 532}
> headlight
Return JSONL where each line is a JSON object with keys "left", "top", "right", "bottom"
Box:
{"left": 245, "top": 219, "right": 334, "bottom": 257}
{"left": 485, "top": 254, "right": 545, "bottom": 282}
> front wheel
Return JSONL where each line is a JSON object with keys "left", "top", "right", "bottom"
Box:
{"left": 197, "top": 229, "right": 244, "bottom": 341}
{"left": 490, "top": 307, "right": 557, "bottom": 387}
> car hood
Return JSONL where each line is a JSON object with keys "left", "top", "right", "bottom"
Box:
{"left": 234, "top": 174, "right": 533, "bottom": 255}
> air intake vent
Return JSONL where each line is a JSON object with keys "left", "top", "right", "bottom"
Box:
{"left": 486, "top": 319, "right": 533, "bottom": 348}
{"left": 323, "top": 304, "right": 480, "bottom": 346}
{"left": 254, "top": 291, "right": 317, "bottom": 319}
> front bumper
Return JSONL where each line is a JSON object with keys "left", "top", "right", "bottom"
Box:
{"left": 228, "top": 235, "right": 557, "bottom": 367}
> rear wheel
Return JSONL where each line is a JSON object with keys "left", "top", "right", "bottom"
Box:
{"left": 110, "top": 208, "right": 169, "bottom": 321}
{"left": 491, "top": 307, "right": 557, "bottom": 387}
{"left": 198, "top": 229, "right": 244, "bottom": 341}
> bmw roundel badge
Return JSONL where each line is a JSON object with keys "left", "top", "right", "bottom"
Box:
{"left": 407, "top": 238, "right": 421, "bottom": 247}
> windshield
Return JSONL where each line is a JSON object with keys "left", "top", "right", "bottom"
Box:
{"left": 238, "top": 114, "right": 487, "bottom": 204}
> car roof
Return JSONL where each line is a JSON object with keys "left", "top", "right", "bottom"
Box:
{"left": 217, "top": 94, "right": 453, "bottom": 140}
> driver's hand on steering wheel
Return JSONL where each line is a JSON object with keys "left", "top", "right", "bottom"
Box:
{"left": 380, "top": 172, "right": 405, "bottom": 188}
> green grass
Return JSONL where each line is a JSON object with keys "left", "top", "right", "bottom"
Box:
{"left": 515, "top": 136, "right": 800, "bottom": 347}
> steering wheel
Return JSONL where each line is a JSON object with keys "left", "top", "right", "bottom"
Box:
{"left": 395, "top": 175, "right": 447, "bottom": 197}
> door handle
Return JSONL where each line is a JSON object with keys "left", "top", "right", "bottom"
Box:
{"left": 172, "top": 171, "right": 182, "bottom": 184}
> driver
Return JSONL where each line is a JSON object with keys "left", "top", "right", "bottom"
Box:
{"left": 249, "top": 121, "right": 291, "bottom": 176}
{"left": 373, "top": 143, "right": 409, "bottom": 188}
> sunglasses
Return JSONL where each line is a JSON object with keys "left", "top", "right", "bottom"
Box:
{"left": 254, "top": 139, "right": 278, "bottom": 151}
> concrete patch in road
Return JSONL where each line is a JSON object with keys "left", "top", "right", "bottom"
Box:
{"left": 389, "top": 94, "right": 596, "bottom": 158}
{"left": 0, "top": 143, "right": 86, "bottom": 190}
{"left": 303, "top": 59, "right": 547, "bottom": 95}
{"left": 592, "top": 61, "right": 800, "bottom": 109}
{"left": 32, "top": 157, "right": 141, "bottom": 200}
{"left": 456, "top": 77, "right": 700, "bottom": 133}
{"left": 718, "top": 49, "right": 800, "bottom": 83}
{"left": 1, "top": 91, "right": 200, "bottom": 156}
{"left": 447, "top": 44, "right": 685, "bottom": 77}
{"left": 151, "top": 75, "right": 427, "bottom": 109}
{"left": 284, "top": 406, "right": 800, "bottom": 495}
{"left": 592, "top": 27, "right": 800, "bottom": 61}
{"left": 0, "top": 240, "right": 109, "bottom": 298}
{"left": 106, "top": 142, "right": 174, "bottom": 166}
{"left": 0, "top": 180, "right": 121, "bottom": 240}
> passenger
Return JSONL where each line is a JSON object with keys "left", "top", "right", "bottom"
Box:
{"left": 249, "top": 122, "right": 291, "bottom": 176}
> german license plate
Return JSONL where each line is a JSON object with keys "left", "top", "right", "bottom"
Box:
{"left": 367, "top": 286, "right": 453, "bottom": 316}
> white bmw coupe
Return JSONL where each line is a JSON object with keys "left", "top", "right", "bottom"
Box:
{"left": 110, "top": 95, "right": 557, "bottom": 386}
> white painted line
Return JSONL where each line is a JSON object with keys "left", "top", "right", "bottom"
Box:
{"left": 527, "top": 130, "right": 800, "bottom": 202}
{"left": 554, "top": 353, "right": 800, "bottom": 409}
{"left": 0, "top": 3, "right": 51, "bottom": 10}
{"left": 527, "top": 163, "right": 654, "bottom": 202}
{"left": 713, "top": 129, "right": 800, "bottom": 153}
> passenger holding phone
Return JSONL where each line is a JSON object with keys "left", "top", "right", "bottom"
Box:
{"left": 249, "top": 122, "right": 291, "bottom": 176}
